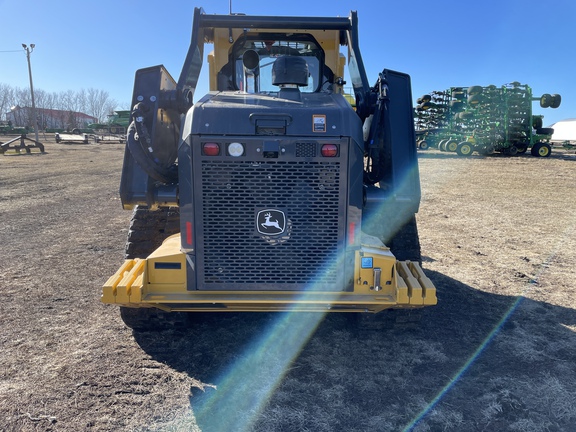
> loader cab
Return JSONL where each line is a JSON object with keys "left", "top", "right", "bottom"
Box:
{"left": 207, "top": 26, "right": 346, "bottom": 97}
{"left": 221, "top": 34, "right": 325, "bottom": 94}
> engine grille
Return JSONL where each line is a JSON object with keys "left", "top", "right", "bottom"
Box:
{"left": 197, "top": 159, "right": 346, "bottom": 290}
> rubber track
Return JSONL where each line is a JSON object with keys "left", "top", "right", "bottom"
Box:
{"left": 120, "top": 206, "right": 186, "bottom": 331}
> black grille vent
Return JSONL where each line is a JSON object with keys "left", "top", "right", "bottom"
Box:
{"left": 198, "top": 160, "right": 344, "bottom": 290}
{"left": 296, "top": 142, "right": 317, "bottom": 157}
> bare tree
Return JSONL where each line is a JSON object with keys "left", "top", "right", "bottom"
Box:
{"left": 1, "top": 83, "right": 120, "bottom": 127}
{"left": 77, "top": 88, "right": 88, "bottom": 114}
{"left": 0, "top": 84, "right": 15, "bottom": 121}
{"left": 86, "top": 88, "right": 117, "bottom": 123}
{"left": 11, "top": 87, "right": 32, "bottom": 127}
{"left": 59, "top": 89, "right": 81, "bottom": 113}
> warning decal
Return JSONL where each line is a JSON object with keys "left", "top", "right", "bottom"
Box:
{"left": 312, "top": 115, "right": 326, "bottom": 133}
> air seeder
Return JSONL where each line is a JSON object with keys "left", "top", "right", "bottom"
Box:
{"left": 415, "top": 82, "right": 560, "bottom": 156}
{"left": 102, "top": 8, "right": 436, "bottom": 329}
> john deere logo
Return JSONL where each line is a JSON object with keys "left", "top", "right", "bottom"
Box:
{"left": 257, "top": 210, "right": 286, "bottom": 235}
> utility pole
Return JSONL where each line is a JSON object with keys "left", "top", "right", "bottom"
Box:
{"left": 22, "top": 43, "right": 39, "bottom": 143}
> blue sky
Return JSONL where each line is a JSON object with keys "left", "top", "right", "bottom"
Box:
{"left": 1, "top": 0, "right": 575, "bottom": 125}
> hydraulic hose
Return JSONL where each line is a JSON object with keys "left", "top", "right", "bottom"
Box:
{"left": 126, "top": 119, "right": 178, "bottom": 184}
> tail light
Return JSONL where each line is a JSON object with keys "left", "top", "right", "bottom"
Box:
{"left": 321, "top": 144, "right": 338, "bottom": 157}
{"left": 202, "top": 142, "right": 220, "bottom": 156}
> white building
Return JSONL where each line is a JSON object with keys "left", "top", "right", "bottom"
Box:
{"left": 550, "top": 118, "right": 576, "bottom": 142}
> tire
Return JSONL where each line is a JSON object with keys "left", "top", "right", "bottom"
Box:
{"left": 531, "top": 142, "right": 551, "bottom": 157}
{"left": 456, "top": 142, "right": 473, "bottom": 156}
{"left": 468, "top": 85, "right": 483, "bottom": 95}
{"left": 550, "top": 94, "right": 561, "bottom": 109}
{"left": 516, "top": 145, "right": 528, "bottom": 154}
{"left": 467, "top": 94, "right": 483, "bottom": 105}
{"left": 120, "top": 206, "right": 184, "bottom": 331}
{"left": 478, "top": 145, "right": 494, "bottom": 155}
{"left": 532, "top": 116, "right": 543, "bottom": 130}
{"left": 540, "top": 94, "right": 552, "bottom": 108}
{"left": 438, "top": 139, "right": 448, "bottom": 151}
{"left": 446, "top": 140, "right": 459, "bottom": 152}
{"left": 419, "top": 140, "right": 429, "bottom": 150}
{"left": 419, "top": 101, "right": 435, "bottom": 110}
{"left": 506, "top": 145, "right": 518, "bottom": 156}
{"left": 536, "top": 128, "right": 554, "bottom": 136}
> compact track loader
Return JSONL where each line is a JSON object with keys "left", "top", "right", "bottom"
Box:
{"left": 102, "top": 8, "right": 436, "bottom": 329}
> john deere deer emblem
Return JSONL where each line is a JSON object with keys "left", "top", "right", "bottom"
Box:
{"left": 257, "top": 210, "right": 286, "bottom": 235}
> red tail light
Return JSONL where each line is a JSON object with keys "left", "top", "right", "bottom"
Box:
{"left": 321, "top": 144, "right": 338, "bottom": 157}
{"left": 202, "top": 142, "right": 220, "bottom": 156}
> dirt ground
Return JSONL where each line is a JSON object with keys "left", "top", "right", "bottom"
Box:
{"left": 1, "top": 136, "right": 575, "bottom": 431}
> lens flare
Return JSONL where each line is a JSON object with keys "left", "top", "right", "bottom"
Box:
{"left": 193, "top": 161, "right": 421, "bottom": 430}
{"left": 402, "top": 220, "right": 576, "bottom": 431}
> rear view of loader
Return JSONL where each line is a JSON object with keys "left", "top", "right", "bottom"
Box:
{"left": 102, "top": 8, "right": 436, "bottom": 329}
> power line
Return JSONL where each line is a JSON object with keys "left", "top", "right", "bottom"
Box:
{"left": 0, "top": 50, "right": 23, "bottom": 53}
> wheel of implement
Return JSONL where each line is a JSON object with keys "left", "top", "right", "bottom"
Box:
{"left": 531, "top": 142, "right": 551, "bottom": 157}
{"left": 456, "top": 142, "right": 473, "bottom": 156}
{"left": 506, "top": 145, "right": 519, "bottom": 156}
{"left": 438, "top": 139, "right": 448, "bottom": 151}
{"left": 120, "top": 205, "right": 186, "bottom": 331}
{"left": 419, "top": 101, "right": 435, "bottom": 110}
{"left": 532, "top": 116, "right": 543, "bottom": 130}
{"left": 467, "top": 94, "right": 483, "bottom": 106}
{"left": 536, "top": 127, "right": 554, "bottom": 136}
{"left": 467, "top": 85, "right": 483, "bottom": 95}
{"left": 478, "top": 145, "right": 494, "bottom": 156}
{"left": 516, "top": 145, "right": 528, "bottom": 154}
{"left": 550, "top": 94, "right": 561, "bottom": 109}
{"left": 540, "top": 93, "right": 552, "bottom": 108}
{"left": 419, "top": 140, "right": 429, "bottom": 150}
{"left": 446, "top": 140, "right": 459, "bottom": 152}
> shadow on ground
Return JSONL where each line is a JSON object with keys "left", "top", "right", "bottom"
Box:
{"left": 133, "top": 271, "right": 576, "bottom": 431}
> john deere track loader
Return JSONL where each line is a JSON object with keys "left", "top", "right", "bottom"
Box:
{"left": 102, "top": 8, "right": 436, "bottom": 329}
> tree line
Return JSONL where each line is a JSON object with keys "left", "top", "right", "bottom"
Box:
{"left": 0, "top": 83, "right": 127, "bottom": 126}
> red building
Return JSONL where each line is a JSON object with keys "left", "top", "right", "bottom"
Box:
{"left": 6, "top": 106, "right": 97, "bottom": 130}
